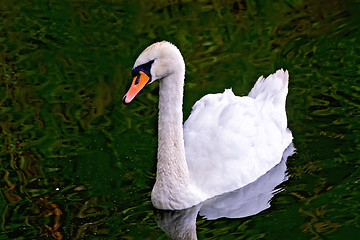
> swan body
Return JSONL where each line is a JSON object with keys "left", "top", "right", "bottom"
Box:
{"left": 123, "top": 41, "right": 293, "bottom": 210}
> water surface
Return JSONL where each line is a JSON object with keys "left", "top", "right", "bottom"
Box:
{"left": 1, "top": 0, "right": 359, "bottom": 239}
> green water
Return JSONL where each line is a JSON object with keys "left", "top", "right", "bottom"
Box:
{"left": 1, "top": 0, "right": 359, "bottom": 239}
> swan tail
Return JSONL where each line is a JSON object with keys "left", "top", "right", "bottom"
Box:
{"left": 248, "top": 69, "right": 289, "bottom": 107}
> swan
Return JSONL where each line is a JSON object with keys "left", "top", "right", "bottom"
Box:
{"left": 123, "top": 41, "right": 293, "bottom": 210}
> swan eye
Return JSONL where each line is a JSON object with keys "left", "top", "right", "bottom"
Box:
{"left": 131, "top": 59, "right": 155, "bottom": 78}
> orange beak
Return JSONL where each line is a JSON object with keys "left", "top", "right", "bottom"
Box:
{"left": 123, "top": 71, "right": 150, "bottom": 104}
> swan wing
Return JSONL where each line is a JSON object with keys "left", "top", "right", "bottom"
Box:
{"left": 184, "top": 70, "right": 292, "bottom": 199}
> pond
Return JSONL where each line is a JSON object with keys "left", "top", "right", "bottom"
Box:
{"left": 1, "top": 0, "right": 359, "bottom": 239}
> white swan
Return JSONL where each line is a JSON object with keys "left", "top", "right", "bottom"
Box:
{"left": 123, "top": 41, "right": 293, "bottom": 210}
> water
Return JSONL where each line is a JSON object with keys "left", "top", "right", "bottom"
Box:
{"left": 1, "top": 0, "right": 359, "bottom": 239}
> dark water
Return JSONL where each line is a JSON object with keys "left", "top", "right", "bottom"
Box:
{"left": 1, "top": 0, "right": 359, "bottom": 239}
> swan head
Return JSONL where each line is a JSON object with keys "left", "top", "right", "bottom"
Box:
{"left": 123, "top": 41, "right": 185, "bottom": 104}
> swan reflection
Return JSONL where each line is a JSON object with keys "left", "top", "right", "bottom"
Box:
{"left": 154, "top": 144, "right": 295, "bottom": 240}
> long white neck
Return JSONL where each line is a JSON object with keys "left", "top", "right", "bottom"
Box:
{"left": 151, "top": 68, "right": 196, "bottom": 209}
{"left": 157, "top": 72, "right": 186, "bottom": 176}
